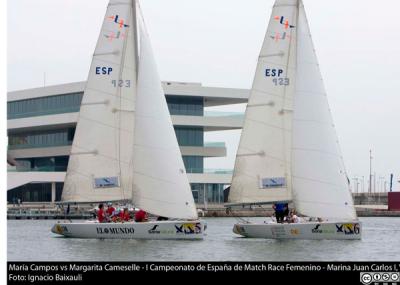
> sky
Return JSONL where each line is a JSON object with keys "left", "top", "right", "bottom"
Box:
{"left": 7, "top": 0, "right": 400, "bottom": 191}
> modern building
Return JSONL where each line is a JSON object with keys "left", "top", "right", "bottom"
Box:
{"left": 7, "top": 81, "right": 247, "bottom": 206}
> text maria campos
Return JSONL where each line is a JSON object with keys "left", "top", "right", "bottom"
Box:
{"left": 9, "top": 263, "right": 141, "bottom": 272}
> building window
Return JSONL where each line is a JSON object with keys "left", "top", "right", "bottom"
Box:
{"left": 207, "top": 184, "right": 225, "bottom": 204}
{"left": 8, "top": 128, "right": 75, "bottom": 149}
{"left": 7, "top": 183, "right": 52, "bottom": 202}
{"left": 7, "top": 92, "right": 83, "bottom": 119}
{"left": 15, "top": 156, "right": 69, "bottom": 172}
{"left": 174, "top": 127, "right": 203, "bottom": 146}
{"left": 182, "top": 156, "right": 203, "bottom": 173}
{"left": 166, "top": 95, "right": 203, "bottom": 116}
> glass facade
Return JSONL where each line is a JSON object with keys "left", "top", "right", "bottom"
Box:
{"left": 190, "top": 183, "right": 227, "bottom": 204}
{"left": 15, "top": 156, "right": 69, "bottom": 172}
{"left": 166, "top": 95, "right": 203, "bottom": 116}
{"left": 7, "top": 89, "right": 232, "bottom": 204}
{"left": 7, "top": 92, "right": 83, "bottom": 119}
{"left": 174, "top": 127, "right": 203, "bottom": 146}
{"left": 182, "top": 156, "right": 203, "bottom": 173}
{"left": 7, "top": 182, "right": 63, "bottom": 202}
{"left": 207, "top": 184, "right": 225, "bottom": 204}
{"left": 8, "top": 128, "right": 75, "bottom": 149}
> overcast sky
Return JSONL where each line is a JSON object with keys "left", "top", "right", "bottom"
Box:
{"left": 7, "top": 0, "right": 400, "bottom": 191}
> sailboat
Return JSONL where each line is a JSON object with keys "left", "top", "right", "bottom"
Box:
{"left": 226, "top": 0, "right": 361, "bottom": 240}
{"left": 51, "top": 0, "right": 205, "bottom": 239}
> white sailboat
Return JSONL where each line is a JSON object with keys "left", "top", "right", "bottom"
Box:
{"left": 226, "top": 0, "right": 361, "bottom": 240}
{"left": 51, "top": 0, "right": 205, "bottom": 240}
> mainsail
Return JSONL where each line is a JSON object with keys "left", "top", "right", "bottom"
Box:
{"left": 62, "top": 0, "right": 198, "bottom": 220}
{"left": 62, "top": 0, "right": 136, "bottom": 203}
{"left": 228, "top": 0, "right": 298, "bottom": 205}
{"left": 291, "top": 1, "right": 356, "bottom": 220}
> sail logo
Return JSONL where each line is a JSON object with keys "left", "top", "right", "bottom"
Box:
{"left": 55, "top": 224, "right": 69, "bottom": 234}
{"left": 265, "top": 68, "right": 284, "bottom": 77}
{"left": 104, "top": 31, "right": 126, "bottom": 42}
{"left": 148, "top": 225, "right": 160, "bottom": 234}
{"left": 270, "top": 32, "right": 291, "bottom": 42}
{"left": 96, "top": 227, "right": 135, "bottom": 234}
{"left": 261, "top": 177, "right": 285, "bottom": 188}
{"left": 274, "top": 16, "right": 295, "bottom": 29}
{"left": 175, "top": 223, "right": 202, "bottom": 234}
{"left": 107, "top": 15, "right": 129, "bottom": 29}
{"left": 311, "top": 224, "right": 322, "bottom": 233}
{"left": 311, "top": 224, "right": 334, "bottom": 234}
{"left": 336, "top": 223, "right": 360, "bottom": 235}
{"left": 94, "top": 176, "right": 119, "bottom": 188}
{"left": 95, "top": 67, "right": 113, "bottom": 75}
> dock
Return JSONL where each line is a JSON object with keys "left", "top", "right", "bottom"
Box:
{"left": 7, "top": 202, "right": 400, "bottom": 219}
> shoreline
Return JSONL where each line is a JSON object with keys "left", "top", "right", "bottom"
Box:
{"left": 7, "top": 206, "right": 400, "bottom": 219}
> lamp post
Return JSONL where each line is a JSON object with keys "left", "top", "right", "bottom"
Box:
{"left": 369, "top": 150, "right": 372, "bottom": 195}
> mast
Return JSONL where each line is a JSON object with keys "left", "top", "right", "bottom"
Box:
{"left": 132, "top": 0, "right": 139, "bottom": 81}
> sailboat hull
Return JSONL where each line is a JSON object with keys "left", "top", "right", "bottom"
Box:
{"left": 51, "top": 220, "right": 206, "bottom": 240}
{"left": 233, "top": 221, "right": 362, "bottom": 240}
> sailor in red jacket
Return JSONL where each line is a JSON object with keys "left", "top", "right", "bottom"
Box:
{"left": 97, "top": 203, "right": 106, "bottom": 223}
{"left": 120, "top": 208, "right": 131, "bottom": 222}
{"left": 106, "top": 202, "right": 116, "bottom": 218}
{"left": 134, "top": 209, "right": 148, "bottom": 222}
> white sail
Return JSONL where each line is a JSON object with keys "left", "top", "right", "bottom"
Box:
{"left": 62, "top": 0, "right": 136, "bottom": 203}
{"left": 290, "top": 1, "right": 357, "bottom": 220}
{"left": 131, "top": 12, "right": 198, "bottom": 220}
{"left": 228, "top": 0, "right": 298, "bottom": 205}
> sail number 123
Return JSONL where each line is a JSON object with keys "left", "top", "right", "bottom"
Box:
{"left": 272, "top": 78, "right": 290, "bottom": 86}
{"left": 111, "top": 80, "right": 131, "bottom": 88}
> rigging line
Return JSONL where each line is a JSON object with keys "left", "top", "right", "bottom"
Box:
{"left": 131, "top": 193, "right": 191, "bottom": 207}
{"left": 130, "top": 0, "right": 139, "bottom": 205}
{"left": 78, "top": 115, "right": 134, "bottom": 133}
{"left": 292, "top": 147, "right": 342, "bottom": 158}
{"left": 283, "top": 0, "right": 299, "bottom": 191}
{"left": 245, "top": 117, "right": 291, "bottom": 132}
{"left": 116, "top": 5, "right": 132, "bottom": 201}
{"left": 236, "top": 151, "right": 265, "bottom": 157}
{"left": 133, "top": 170, "right": 180, "bottom": 186}
{"left": 292, "top": 175, "right": 345, "bottom": 189}
{"left": 258, "top": 59, "right": 296, "bottom": 69}
{"left": 247, "top": 102, "right": 276, "bottom": 108}
{"left": 238, "top": 146, "right": 289, "bottom": 163}
{"left": 251, "top": 88, "right": 294, "bottom": 100}
{"left": 85, "top": 86, "right": 135, "bottom": 102}
{"left": 71, "top": 144, "right": 132, "bottom": 165}
{"left": 292, "top": 199, "right": 355, "bottom": 208}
